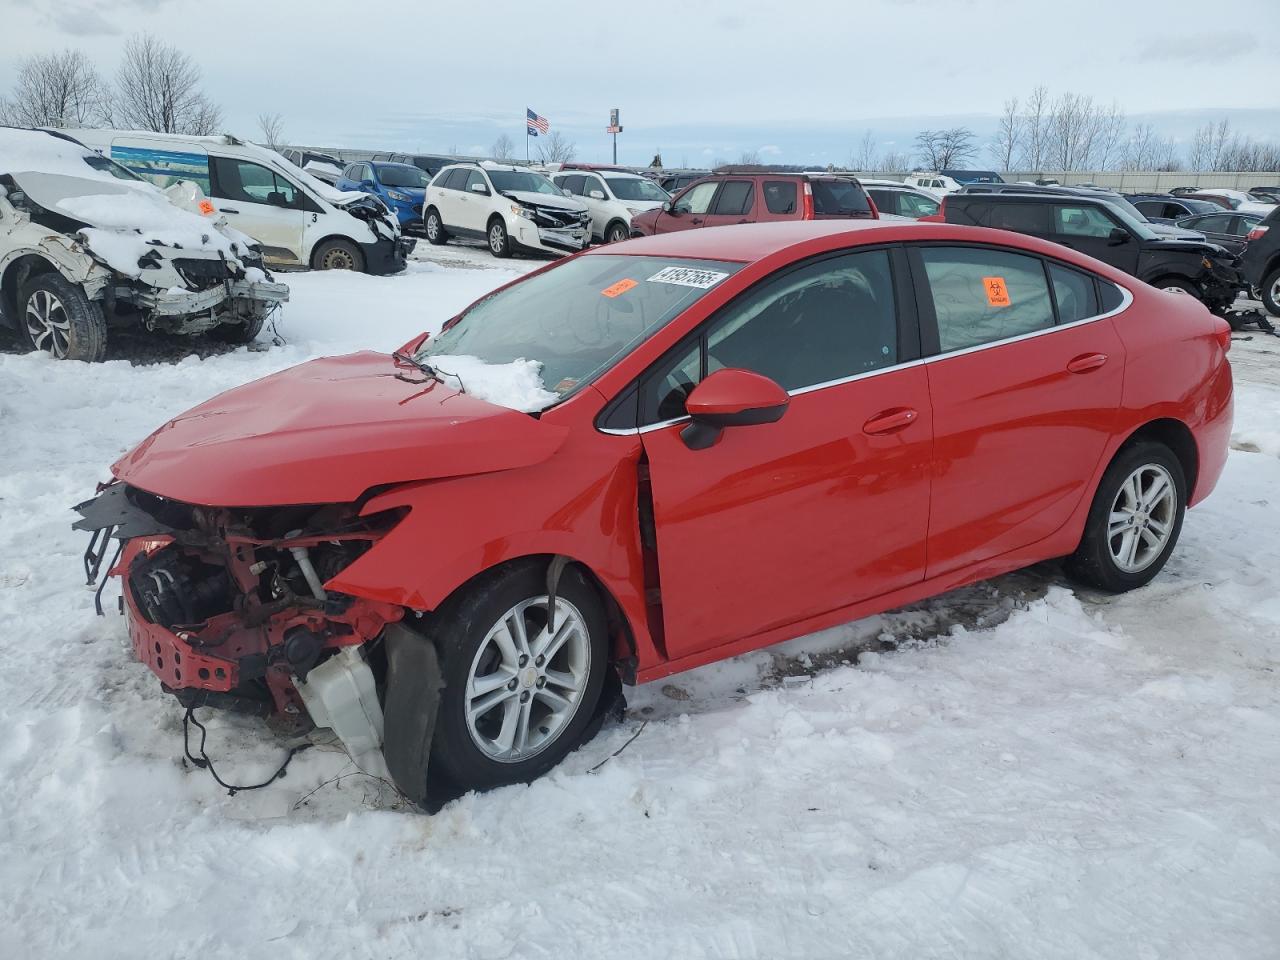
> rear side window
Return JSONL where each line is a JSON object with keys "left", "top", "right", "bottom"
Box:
{"left": 984, "top": 203, "right": 1049, "bottom": 233}
{"left": 898, "top": 192, "right": 939, "bottom": 218}
{"left": 710, "top": 181, "right": 754, "bottom": 216}
{"left": 919, "top": 246, "right": 1054, "bottom": 352}
{"left": 764, "top": 181, "right": 798, "bottom": 214}
{"left": 1048, "top": 263, "right": 1099, "bottom": 324}
{"left": 1098, "top": 281, "right": 1125, "bottom": 313}
{"left": 811, "top": 179, "right": 871, "bottom": 216}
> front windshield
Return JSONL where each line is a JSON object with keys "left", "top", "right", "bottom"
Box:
{"left": 605, "top": 177, "right": 669, "bottom": 202}
{"left": 487, "top": 170, "right": 561, "bottom": 196}
{"left": 376, "top": 164, "right": 429, "bottom": 188}
{"left": 419, "top": 255, "right": 743, "bottom": 408}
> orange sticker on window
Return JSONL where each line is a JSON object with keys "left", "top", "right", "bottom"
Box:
{"left": 198, "top": 199, "right": 216, "bottom": 216}
{"left": 983, "top": 276, "right": 1011, "bottom": 307}
{"left": 601, "top": 278, "right": 638, "bottom": 298}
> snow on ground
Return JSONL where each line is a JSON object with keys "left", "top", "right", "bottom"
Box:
{"left": 1, "top": 258, "right": 1279, "bottom": 959}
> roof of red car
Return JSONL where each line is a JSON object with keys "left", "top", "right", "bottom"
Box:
{"left": 591, "top": 220, "right": 1137, "bottom": 287}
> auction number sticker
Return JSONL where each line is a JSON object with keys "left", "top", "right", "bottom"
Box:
{"left": 983, "top": 276, "right": 1011, "bottom": 307}
{"left": 601, "top": 278, "right": 638, "bottom": 298}
{"left": 648, "top": 266, "right": 730, "bottom": 289}
{"left": 198, "top": 199, "right": 216, "bottom": 216}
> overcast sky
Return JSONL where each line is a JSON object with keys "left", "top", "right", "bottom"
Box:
{"left": 2, "top": 0, "right": 1277, "bottom": 165}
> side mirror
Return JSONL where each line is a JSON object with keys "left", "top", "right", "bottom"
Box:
{"left": 680, "top": 369, "right": 789, "bottom": 450}
{"left": 589, "top": 190, "right": 605, "bottom": 200}
{"left": 1107, "top": 227, "right": 1130, "bottom": 245}
{"left": 470, "top": 182, "right": 489, "bottom": 195}
{"left": 662, "top": 200, "right": 675, "bottom": 213}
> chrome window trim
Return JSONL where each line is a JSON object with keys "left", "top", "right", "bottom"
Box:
{"left": 596, "top": 277, "right": 1132, "bottom": 437}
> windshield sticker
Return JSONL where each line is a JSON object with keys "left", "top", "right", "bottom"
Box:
{"left": 983, "top": 276, "right": 1011, "bottom": 307}
{"left": 647, "top": 266, "right": 730, "bottom": 289}
{"left": 601, "top": 278, "right": 638, "bottom": 298}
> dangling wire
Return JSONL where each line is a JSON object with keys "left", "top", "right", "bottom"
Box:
{"left": 183, "top": 707, "right": 311, "bottom": 797}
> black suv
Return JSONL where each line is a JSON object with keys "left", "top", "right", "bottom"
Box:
{"left": 944, "top": 191, "right": 1244, "bottom": 314}
{"left": 1240, "top": 206, "right": 1280, "bottom": 316}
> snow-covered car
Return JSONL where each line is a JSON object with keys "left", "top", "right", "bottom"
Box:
{"left": 423, "top": 162, "right": 591, "bottom": 257}
{"left": 551, "top": 168, "right": 669, "bottom": 244}
{"left": 62, "top": 129, "right": 413, "bottom": 274}
{"left": 0, "top": 128, "right": 288, "bottom": 362}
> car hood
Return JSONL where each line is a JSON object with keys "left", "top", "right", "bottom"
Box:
{"left": 385, "top": 185, "right": 426, "bottom": 200}
{"left": 111, "top": 352, "right": 569, "bottom": 507}
{"left": 1146, "top": 237, "right": 1232, "bottom": 258}
{"left": 1148, "top": 222, "right": 1205, "bottom": 240}
{"left": 502, "top": 189, "right": 588, "bottom": 212}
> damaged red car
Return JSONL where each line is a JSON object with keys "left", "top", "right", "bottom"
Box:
{"left": 75, "top": 220, "right": 1233, "bottom": 805}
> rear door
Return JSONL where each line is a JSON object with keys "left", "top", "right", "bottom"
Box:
{"left": 910, "top": 243, "right": 1126, "bottom": 577}
{"left": 652, "top": 181, "right": 718, "bottom": 233}
{"left": 638, "top": 247, "right": 933, "bottom": 658}
{"left": 208, "top": 155, "right": 308, "bottom": 265}
{"left": 699, "top": 179, "right": 756, "bottom": 229}
{"left": 1051, "top": 203, "right": 1140, "bottom": 274}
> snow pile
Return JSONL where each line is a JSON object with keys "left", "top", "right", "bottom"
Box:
{"left": 0, "top": 128, "right": 130, "bottom": 182}
{"left": 0, "top": 262, "right": 1278, "bottom": 957}
{"left": 425, "top": 353, "right": 560, "bottom": 412}
{"left": 57, "top": 190, "right": 252, "bottom": 278}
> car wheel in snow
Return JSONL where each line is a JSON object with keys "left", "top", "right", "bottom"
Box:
{"left": 209, "top": 311, "right": 265, "bottom": 345}
{"left": 19, "top": 273, "right": 107, "bottom": 362}
{"left": 1261, "top": 268, "right": 1280, "bottom": 318}
{"left": 1066, "top": 441, "right": 1186, "bottom": 593}
{"left": 605, "top": 221, "right": 629, "bottom": 245}
{"left": 424, "top": 209, "right": 448, "bottom": 246}
{"left": 312, "top": 239, "right": 365, "bottom": 272}
{"left": 424, "top": 562, "right": 609, "bottom": 792}
{"left": 487, "top": 218, "right": 511, "bottom": 258}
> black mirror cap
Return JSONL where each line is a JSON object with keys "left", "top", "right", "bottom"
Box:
{"left": 1108, "top": 227, "right": 1131, "bottom": 245}
{"left": 679, "top": 401, "right": 789, "bottom": 450}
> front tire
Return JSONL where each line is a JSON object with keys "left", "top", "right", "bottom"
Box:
{"left": 1066, "top": 441, "right": 1186, "bottom": 593}
{"left": 605, "top": 221, "right": 630, "bottom": 245}
{"left": 1261, "top": 267, "right": 1280, "bottom": 318}
{"left": 487, "top": 218, "right": 511, "bottom": 258}
{"left": 424, "top": 208, "right": 448, "bottom": 246}
{"left": 19, "top": 273, "right": 107, "bottom": 362}
{"left": 312, "top": 238, "right": 365, "bottom": 272}
{"left": 427, "top": 562, "right": 609, "bottom": 792}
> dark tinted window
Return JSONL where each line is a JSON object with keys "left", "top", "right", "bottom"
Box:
{"left": 764, "top": 181, "right": 798, "bottom": 214}
{"left": 1196, "top": 214, "right": 1235, "bottom": 233}
{"left": 464, "top": 170, "right": 488, "bottom": 193}
{"left": 984, "top": 202, "right": 1050, "bottom": 233}
{"left": 1099, "top": 281, "right": 1125, "bottom": 312}
{"left": 898, "top": 192, "right": 939, "bottom": 218}
{"left": 710, "top": 180, "right": 754, "bottom": 216}
{"left": 638, "top": 250, "right": 898, "bottom": 423}
{"left": 561, "top": 174, "right": 585, "bottom": 195}
{"left": 865, "top": 189, "right": 899, "bottom": 216}
{"left": 1048, "top": 264, "right": 1099, "bottom": 324}
{"left": 811, "top": 179, "right": 871, "bottom": 216}
{"left": 441, "top": 168, "right": 467, "bottom": 190}
{"left": 1132, "top": 200, "right": 1161, "bottom": 217}
{"left": 920, "top": 246, "right": 1054, "bottom": 352}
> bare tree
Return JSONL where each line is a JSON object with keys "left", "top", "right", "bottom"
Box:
{"left": 851, "top": 129, "right": 878, "bottom": 171}
{"left": 257, "top": 112, "right": 285, "bottom": 150}
{"left": 915, "top": 127, "right": 976, "bottom": 169}
{"left": 1092, "top": 101, "right": 1127, "bottom": 172}
{"left": 990, "top": 97, "right": 1022, "bottom": 172}
{"left": 1187, "top": 123, "right": 1214, "bottom": 172}
{"left": 1046, "top": 92, "right": 1110, "bottom": 171}
{"left": 536, "top": 130, "right": 576, "bottom": 164}
{"left": 738, "top": 149, "right": 761, "bottom": 166}
{"left": 1122, "top": 123, "right": 1179, "bottom": 171}
{"left": 491, "top": 133, "right": 515, "bottom": 160}
{"left": 1019, "top": 84, "right": 1050, "bottom": 171}
{"left": 0, "top": 49, "right": 109, "bottom": 128}
{"left": 113, "top": 33, "right": 223, "bottom": 135}
{"left": 878, "top": 150, "right": 911, "bottom": 173}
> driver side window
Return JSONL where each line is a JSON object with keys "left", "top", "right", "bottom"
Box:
{"left": 675, "top": 181, "right": 718, "bottom": 215}
{"left": 1053, "top": 204, "right": 1118, "bottom": 238}
{"left": 211, "top": 157, "right": 300, "bottom": 208}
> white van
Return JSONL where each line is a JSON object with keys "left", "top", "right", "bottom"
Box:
{"left": 61, "top": 129, "right": 414, "bottom": 274}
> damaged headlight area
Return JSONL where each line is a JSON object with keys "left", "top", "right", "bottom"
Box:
{"left": 73, "top": 483, "right": 410, "bottom": 723}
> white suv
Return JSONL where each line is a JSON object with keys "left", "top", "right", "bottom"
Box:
{"left": 903, "top": 173, "right": 962, "bottom": 198}
{"left": 551, "top": 169, "right": 669, "bottom": 244}
{"left": 424, "top": 163, "right": 590, "bottom": 257}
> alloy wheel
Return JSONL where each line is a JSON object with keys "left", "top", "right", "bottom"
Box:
{"left": 1270, "top": 275, "right": 1280, "bottom": 305}
{"left": 464, "top": 595, "right": 591, "bottom": 763}
{"left": 489, "top": 224, "right": 505, "bottom": 254}
{"left": 426, "top": 215, "right": 439, "bottom": 240}
{"left": 25, "top": 289, "right": 71, "bottom": 358}
{"left": 1107, "top": 464, "right": 1177, "bottom": 573}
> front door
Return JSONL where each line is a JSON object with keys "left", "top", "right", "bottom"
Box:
{"left": 639, "top": 248, "right": 933, "bottom": 659}
{"left": 1050, "top": 202, "right": 1140, "bottom": 274}
{"left": 698, "top": 179, "right": 756, "bottom": 229}
{"left": 209, "top": 156, "right": 307, "bottom": 265}
{"left": 653, "top": 181, "right": 718, "bottom": 234}
{"left": 910, "top": 244, "right": 1126, "bottom": 578}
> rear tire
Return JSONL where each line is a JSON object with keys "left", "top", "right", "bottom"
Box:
{"left": 487, "top": 218, "right": 511, "bottom": 258}
{"left": 18, "top": 273, "right": 107, "bottom": 362}
{"left": 312, "top": 238, "right": 365, "bottom": 272}
{"left": 1261, "top": 267, "right": 1280, "bottom": 318}
{"left": 425, "top": 562, "right": 609, "bottom": 793}
{"left": 424, "top": 208, "right": 449, "bottom": 246}
{"left": 1065, "top": 441, "right": 1186, "bottom": 593}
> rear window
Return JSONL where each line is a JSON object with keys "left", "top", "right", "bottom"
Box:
{"left": 920, "top": 247, "right": 1054, "bottom": 352}
{"left": 811, "top": 179, "right": 872, "bottom": 216}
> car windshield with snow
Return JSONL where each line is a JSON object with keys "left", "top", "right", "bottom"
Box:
{"left": 0, "top": 128, "right": 288, "bottom": 361}
{"left": 73, "top": 220, "right": 1233, "bottom": 809}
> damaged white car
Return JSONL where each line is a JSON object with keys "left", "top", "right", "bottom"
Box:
{"left": 0, "top": 128, "right": 288, "bottom": 362}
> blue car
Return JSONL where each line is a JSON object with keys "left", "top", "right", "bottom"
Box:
{"left": 336, "top": 160, "right": 430, "bottom": 231}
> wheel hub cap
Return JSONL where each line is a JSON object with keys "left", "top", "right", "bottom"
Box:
{"left": 25, "top": 290, "right": 71, "bottom": 358}
{"left": 1107, "top": 464, "right": 1177, "bottom": 574}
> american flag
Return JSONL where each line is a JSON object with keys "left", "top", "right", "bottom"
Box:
{"left": 526, "top": 108, "right": 549, "bottom": 136}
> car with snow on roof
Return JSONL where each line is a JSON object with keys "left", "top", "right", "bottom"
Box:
{"left": 0, "top": 128, "right": 288, "bottom": 362}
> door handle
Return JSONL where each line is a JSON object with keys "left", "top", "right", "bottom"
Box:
{"left": 691, "top": 217, "right": 703, "bottom": 225}
{"left": 862, "top": 407, "right": 918, "bottom": 435}
{"left": 221, "top": 207, "right": 239, "bottom": 214}
{"left": 1066, "top": 352, "right": 1108, "bottom": 374}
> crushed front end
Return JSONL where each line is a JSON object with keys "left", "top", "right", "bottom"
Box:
{"left": 74, "top": 483, "right": 405, "bottom": 721}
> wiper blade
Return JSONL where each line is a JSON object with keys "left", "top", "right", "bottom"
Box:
{"left": 392, "top": 349, "right": 439, "bottom": 380}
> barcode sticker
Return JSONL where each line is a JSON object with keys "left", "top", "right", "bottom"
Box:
{"left": 647, "top": 266, "right": 730, "bottom": 289}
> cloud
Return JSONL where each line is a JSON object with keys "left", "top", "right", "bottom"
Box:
{"left": 1139, "top": 32, "right": 1258, "bottom": 65}
{"left": 758, "top": 144, "right": 782, "bottom": 156}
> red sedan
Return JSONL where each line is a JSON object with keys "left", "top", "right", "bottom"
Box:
{"left": 75, "top": 221, "right": 1233, "bottom": 805}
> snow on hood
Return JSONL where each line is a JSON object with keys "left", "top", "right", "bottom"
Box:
{"left": 0, "top": 127, "right": 136, "bottom": 183}
{"left": 502, "top": 189, "right": 587, "bottom": 212}
{"left": 424, "top": 354, "right": 560, "bottom": 412}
